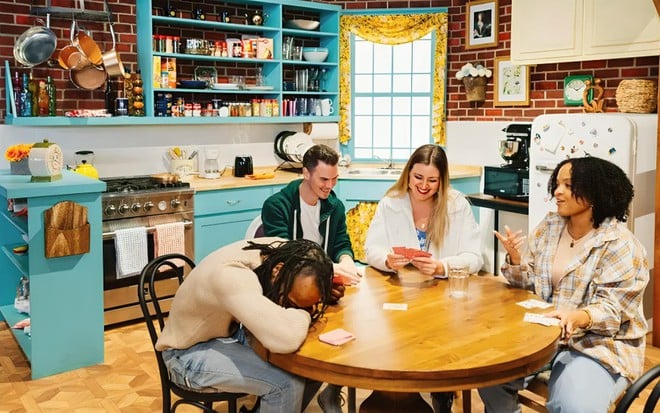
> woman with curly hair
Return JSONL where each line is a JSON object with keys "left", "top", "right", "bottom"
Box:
{"left": 480, "top": 157, "right": 649, "bottom": 412}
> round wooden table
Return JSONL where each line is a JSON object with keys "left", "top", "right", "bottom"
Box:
{"left": 254, "top": 267, "right": 560, "bottom": 412}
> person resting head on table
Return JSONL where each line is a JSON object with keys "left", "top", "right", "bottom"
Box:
{"left": 364, "top": 144, "right": 483, "bottom": 413}
{"left": 156, "top": 237, "right": 334, "bottom": 413}
{"left": 261, "top": 143, "right": 359, "bottom": 413}
{"left": 479, "top": 156, "right": 649, "bottom": 413}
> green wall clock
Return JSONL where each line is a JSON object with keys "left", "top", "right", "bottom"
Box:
{"left": 564, "top": 75, "right": 593, "bottom": 106}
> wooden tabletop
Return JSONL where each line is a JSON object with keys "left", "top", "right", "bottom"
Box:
{"left": 255, "top": 267, "right": 560, "bottom": 393}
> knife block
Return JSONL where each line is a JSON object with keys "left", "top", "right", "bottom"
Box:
{"left": 44, "top": 201, "right": 90, "bottom": 258}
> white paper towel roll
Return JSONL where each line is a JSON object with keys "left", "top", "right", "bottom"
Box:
{"left": 306, "top": 123, "right": 339, "bottom": 141}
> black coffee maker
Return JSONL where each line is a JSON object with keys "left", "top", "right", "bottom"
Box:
{"left": 483, "top": 123, "right": 531, "bottom": 200}
{"left": 498, "top": 124, "right": 531, "bottom": 168}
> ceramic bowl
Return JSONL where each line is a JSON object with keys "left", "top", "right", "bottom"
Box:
{"left": 285, "top": 19, "right": 320, "bottom": 30}
{"left": 179, "top": 80, "right": 207, "bottom": 89}
{"left": 302, "top": 47, "right": 328, "bottom": 62}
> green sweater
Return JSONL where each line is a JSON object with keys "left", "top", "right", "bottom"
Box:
{"left": 261, "top": 179, "right": 354, "bottom": 262}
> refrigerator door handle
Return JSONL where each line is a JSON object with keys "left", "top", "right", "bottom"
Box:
{"left": 535, "top": 164, "right": 555, "bottom": 172}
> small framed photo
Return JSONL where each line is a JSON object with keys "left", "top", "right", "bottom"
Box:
{"left": 465, "top": 0, "right": 498, "bottom": 50}
{"left": 494, "top": 56, "right": 530, "bottom": 106}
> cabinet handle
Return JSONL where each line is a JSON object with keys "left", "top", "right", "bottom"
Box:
{"left": 226, "top": 200, "right": 241, "bottom": 206}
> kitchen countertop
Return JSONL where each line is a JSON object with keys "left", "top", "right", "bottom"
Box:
{"left": 185, "top": 164, "right": 482, "bottom": 192}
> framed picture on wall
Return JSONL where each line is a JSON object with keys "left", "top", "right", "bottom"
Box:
{"left": 494, "top": 56, "right": 530, "bottom": 106}
{"left": 465, "top": 0, "right": 498, "bottom": 50}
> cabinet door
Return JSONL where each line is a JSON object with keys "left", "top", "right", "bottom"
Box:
{"left": 195, "top": 210, "right": 259, "bottom": 260}
{"left": 583, "top": 0, "right": 660, "bottom": 59}
{"left": 511, "top": 0, "right": 583, "bottom": 65}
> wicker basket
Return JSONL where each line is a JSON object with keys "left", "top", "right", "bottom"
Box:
{"left": 615, "top": 79, "right": 658, "bottom": 113}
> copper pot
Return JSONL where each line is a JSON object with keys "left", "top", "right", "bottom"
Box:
{"left": 72, "top": 23, "right": 103, "bottom": 66}
{"left": 58, "top": 20, "right": 91, "bottom": 70}
{"left": 70, "top": 64, "right": 107, "bottom": 90}
{"left": 101, "top": 24, "right": 126, "bottom": 78}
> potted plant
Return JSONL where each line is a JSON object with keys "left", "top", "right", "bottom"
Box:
{"left": 5, "top": 143, "right": 33, "bottom": 175}
{"left": 455, "top": 62, "right": 492, "bottom": 102}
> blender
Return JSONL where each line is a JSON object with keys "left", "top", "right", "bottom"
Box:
{"left": 73, "top": 150, "right": 99, "bottom": 179}
{"left": 201, "top": 149, "right": 222, "bottom": 179}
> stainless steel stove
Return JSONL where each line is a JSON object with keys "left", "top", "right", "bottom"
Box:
{"left": 100, "top": 176, "right": 195, "bottom": 327}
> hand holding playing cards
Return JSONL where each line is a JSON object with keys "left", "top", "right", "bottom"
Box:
{"left": 333, "top": 257, "right": 361, "bottom": 285}
{"left": 386, "top": 252, "right": 409, "bottom": 271}
{"left": 410, "top": 255, "right": 439, "bottom": 276}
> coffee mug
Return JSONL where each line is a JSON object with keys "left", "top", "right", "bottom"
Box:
{"left": 320, "top": 98, "right": 334, "bottom": 116}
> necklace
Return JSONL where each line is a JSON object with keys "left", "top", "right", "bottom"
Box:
{"left": 565, "top": 225, "right": 591, "bottom": 248}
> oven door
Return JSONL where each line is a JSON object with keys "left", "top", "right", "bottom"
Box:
{"left": 102, "top": 213, "right": 193, "bottom": 326}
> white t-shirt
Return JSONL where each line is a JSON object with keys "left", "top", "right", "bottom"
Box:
{"left": 299, "top": 195, "right": 322, "bottom": 245}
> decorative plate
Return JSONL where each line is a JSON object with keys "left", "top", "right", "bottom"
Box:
{"left": 211, "top": 83, "right": 239, "bottom": 90}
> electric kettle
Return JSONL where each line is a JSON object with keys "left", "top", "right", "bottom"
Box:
{"left": 73, "top": 150, "right": 99, "bottom": 179}
{"left": 234, "top": 155, "right": 253, "bottom": 177}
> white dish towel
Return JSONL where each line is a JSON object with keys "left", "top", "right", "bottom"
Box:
{"left": 114, "top": 227, "right": 148, "bottom": 279}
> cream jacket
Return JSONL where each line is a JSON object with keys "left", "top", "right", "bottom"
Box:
{"left": 155, "top": 237, "right": 312, "bottom": 354}
{"left": 365, "top": 189, "right": 483, "bottom": 275}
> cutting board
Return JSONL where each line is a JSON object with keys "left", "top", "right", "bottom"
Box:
{"left": 44, "top": 201, "right": 90, "bottom": 258}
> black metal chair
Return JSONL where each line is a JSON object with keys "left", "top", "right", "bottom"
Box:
{"left": 613, "top": 364, "right": 660, "bottom": 413}
{"left": 138, "top": 253, "right": 258, "bottom": 413}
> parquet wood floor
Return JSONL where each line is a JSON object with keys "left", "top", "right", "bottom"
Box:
{"left": 0, "top": 321, "right": 658, "bottom": 412}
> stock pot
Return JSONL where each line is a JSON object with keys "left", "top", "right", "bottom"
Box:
{"left": 13, "top": 14, "right": 57, "bottom": 67}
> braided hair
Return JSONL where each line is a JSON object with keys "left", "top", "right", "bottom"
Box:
{"left": 244, "top": 239, "right": 333, "bottom": 322}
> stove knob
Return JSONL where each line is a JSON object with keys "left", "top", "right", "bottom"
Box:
{"left": 143, "top": 201, "right": 154, "bottom": 212}
{"left": 131, "top": 202, "right": 142, "bottom": 212}
{"left": 104, "top": 204, "right": 116, "bottom": 216}
{"left": 171, "top": 198, "right": 181, "bottom": 208}
{"left": 118, "top": 203, "right": 130, "bottom": 214}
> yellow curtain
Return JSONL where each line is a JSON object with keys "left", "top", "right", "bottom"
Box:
{"left": 339, "top": 13, "right": 448, "bottom": 145}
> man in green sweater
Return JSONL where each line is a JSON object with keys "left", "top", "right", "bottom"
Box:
{"left": 261, "top": 143, "right": 360, "bottom": 413}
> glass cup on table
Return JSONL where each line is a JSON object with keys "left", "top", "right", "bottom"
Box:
{"left": 447, "top": 259, "right": 470, "bottom": 298}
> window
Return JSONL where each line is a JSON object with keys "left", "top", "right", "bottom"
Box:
{"left": 350, "top": 33, "right": 434, "bottom": 161}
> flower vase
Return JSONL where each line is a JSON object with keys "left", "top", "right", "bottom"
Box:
{"left": 10, "top": 158, "right": 31, "bottom": 175}
{"left": 463, "top": 77, "right": 487, "bottom": 102}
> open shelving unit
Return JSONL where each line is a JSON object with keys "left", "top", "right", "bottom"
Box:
{"left": 4, "top": 0, "right": 341, "bottom": 126}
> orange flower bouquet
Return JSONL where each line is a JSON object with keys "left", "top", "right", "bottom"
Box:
{"left": 5, "top": 144, "right": 33, "bottom": 175}
{"left": 5, "top": 144, "right": 33, "bottom": 162}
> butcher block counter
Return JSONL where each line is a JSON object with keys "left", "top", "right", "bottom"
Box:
{"left": 185, "top": 164, "right": 481, "bottom": 192}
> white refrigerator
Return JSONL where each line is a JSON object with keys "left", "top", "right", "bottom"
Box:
{"left": 528, "top": 113, "right": 657, "bottom": 269}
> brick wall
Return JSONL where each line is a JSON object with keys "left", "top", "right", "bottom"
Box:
{"left": 1, "top": 0, "right": 657, "bottom": 121}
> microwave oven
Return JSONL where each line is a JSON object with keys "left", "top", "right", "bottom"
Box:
{"left": 483, "top": 166, "right": 529, "bottom": 200}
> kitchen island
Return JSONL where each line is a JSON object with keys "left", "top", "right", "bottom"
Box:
{"left": 0, "top": 170, "right": 105, "bottom": 379}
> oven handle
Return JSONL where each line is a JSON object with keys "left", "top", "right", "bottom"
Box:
{"left": 102, "top": 219, "right": 193, "bottom": 240}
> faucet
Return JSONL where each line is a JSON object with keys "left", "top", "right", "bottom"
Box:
{"left": 375, "top": 155, "right": 394, "bottom": 169}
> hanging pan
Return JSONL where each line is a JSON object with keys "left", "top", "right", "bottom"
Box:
{"left": 101, "top": 0, "right": 126, "bottom": 78}
{"left": 58, "top": 20, "right": 91, "bottom": 70}
{"left": 72, "top": 23, "right": 103, "bottom": 66}
{"left": 13, "top": 13, "right": 57, "bottom": 67}
{"left": 70, "top": 63, "right": 107, "bottom": 90}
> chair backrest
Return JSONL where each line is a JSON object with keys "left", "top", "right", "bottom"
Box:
{"left": 137, "top": 253, "right": 195, "bottom": 409}
{"left": 245, "top": 215, "right": 265, "bottom": 239}
{"left": 613, "top": 364, "right": 660, "bottom": 413}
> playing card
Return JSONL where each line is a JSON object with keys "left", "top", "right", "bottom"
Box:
{"left": 383, "top": 303, "right": 408, "bottom": 311}
{"left": 319, "top": 328, "right": 356, "bottom": 345}
{"left": 392, "top": 246, "right": 431, "bottom": 259}
{"left": 517, "top": 299, "right": 553, "bottom": 309}
{"left": 523, "top": 312, "right": 560, "bottom": 326}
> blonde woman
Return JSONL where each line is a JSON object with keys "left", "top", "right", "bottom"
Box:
{"left": 364, "top": 144, "right": 483, "bottom": 412}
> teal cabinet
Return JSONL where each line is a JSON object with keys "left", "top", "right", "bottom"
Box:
{"left": 0, "top": 170, "right": 105, "bottom": 379}
{"left": 195, "top": 185, "right": 279, "bottom": 260}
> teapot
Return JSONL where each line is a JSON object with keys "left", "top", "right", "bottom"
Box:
{"left": 73, "top": 150, "right": 99, "bottom": 179}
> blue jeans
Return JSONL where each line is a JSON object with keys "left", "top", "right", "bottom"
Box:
{"left": 478, "top": 349, "right": 630, "bottom": 413}
{"left": 163, "top": 326, "right": 319, "bottom": 413}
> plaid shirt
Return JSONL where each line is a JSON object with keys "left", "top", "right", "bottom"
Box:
{"left": 501, "top": 213, "right": 648, "bottom": 381}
